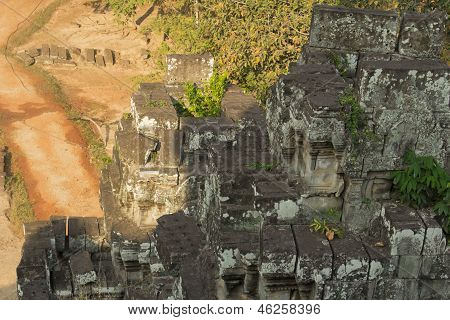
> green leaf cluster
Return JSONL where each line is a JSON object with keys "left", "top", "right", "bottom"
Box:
{"left": 310, "top": 218, "right": 344, "bottom": 239}
{"left": 392, "top": 150, "right": 450, "bottom": 232}
{"left": 180, "top": 72, "right": 228, "bottom": 117}
{"left": 105, "top": 0, "right": 154, "bottom": 18}
{"left": 339, "top": 89, "right": 367, "bottom": 145}
{"left": 328, "top": 52, "right": 349, "bottom": 77}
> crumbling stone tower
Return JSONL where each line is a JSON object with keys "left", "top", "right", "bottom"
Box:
{"left": 17, "top": 5, "right": 449, "bottom": 300}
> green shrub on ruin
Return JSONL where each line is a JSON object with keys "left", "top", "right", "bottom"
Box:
{"left": 181, "top": 71, "right": 228, "bottom": 117}
{"left": 392, "top": 150, "right": 450, "bottom": 233}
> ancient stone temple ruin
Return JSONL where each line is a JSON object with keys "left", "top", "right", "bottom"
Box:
{"left": 17, "top": 5, "right": 449, "bottom": 300}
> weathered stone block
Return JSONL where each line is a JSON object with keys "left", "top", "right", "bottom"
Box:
{"left": 85, "top": 48, "right": 96, "bottom": 63}
{"left": 397, "top": 255, "right": 421, "bottom": 279}
{"left": 69, "top": 251, "right": 96, "bottom": 286}
{"left": 221, "top": 85, "right": 264, "bottom": 124}
{"left": 84, "top": 217, "right": 101, "bottom": 253}
{"left": 26, "top": 48, "right": 40, "bottom": 58}
{"left": 356, "top": 60, "right": 449, "bottom": 171}
{"left": 104, "top": 49, "right": 115, "bottom": 65}
{"left": 309, "top": 5, "right": 398, "bottom": 53}
{"left": 68, "top": 217, "right": 86, "bottom": 251}
{"left": 372, "top": 278, "right": 419, "bottom": 299}
{"left": 41, "top": 44, "right": 50, "bottom": 58}
{"left": 166, "top": 54, "right": 214, "bottom": 85}
{"left": 398, "top": 12, "right": 448, "bottom": 58}
{"left": 50, "top": 216, "right": 66, "bottom": 252}
{"left": 330, "top": 235, "right": 369, "bottom": 281}
{"left": 323, "top": 280, "right": 368, "bottom": 300}
{"left": 362, "top": 237, "right": 396, "bottom": 280}
{"left": 51, "top": 266, "right": 73, "bottom": 299}
{"left": 95, "top": 54, "right": 106, "bottom": 67}
{"left": 381, "top": 203, "right": 425, "bottom": 256}
{"left": 419, "top": 279, "right": 449, "bottom": 299}
{"left": 50, "top": 44, "right": 59, "bottom": 58}
{"left": 130, "top": 83, "right": 178, "bottom": 138}
{"left": 293, "top": 225, "right": 332, "bottom": 284}
{"left": 301, "top": 45, "right": 359, "bottom": 77}
{"left": 57, "top": 47, "right": 69, "bottom": 60}
{"left": 16, "top": 52, "right": 35, "bottom": 66}
{"left": 417, "top": 208, "right": 446, "bottom": 255}
{"left": 260, "top": 225, "right": 296, "bottom": 277}
{"left": 217, "top": 231, "right": 259, "bottom": 277}
{"left": 420, "top": 254, "right": 449, "bottom": 280}
{"left": 159, "top": 129, "right": 182, "bottom": 167}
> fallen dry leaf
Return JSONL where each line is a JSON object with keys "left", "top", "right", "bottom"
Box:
{"left": 326, "top": 230, "right": 335, "bottom": 241}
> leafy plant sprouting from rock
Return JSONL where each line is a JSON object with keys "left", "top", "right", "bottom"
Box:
{"left": 328, "top": 52, "right": 349, "bottom": 77}
{"left": 339, "top": 88, "right": 378, "bottom": 147}
{"left": 392, "top": 150, "right": 450, "bottom": 233}
{"left": 248, "top": 162, "right": 276, "bottom": 171}
{"left": 310, "top": 208, "right": 344, "bottom": 241}
{"left": 181, "top": 72, "right": 229, "bottom": 117}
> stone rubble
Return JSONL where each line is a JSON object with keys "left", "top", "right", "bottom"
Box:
{"left": 17, "top": 5, "right": 449, "bottom": 300}
{"left": 15, "top": 44, "right": 143, "bottom": 68}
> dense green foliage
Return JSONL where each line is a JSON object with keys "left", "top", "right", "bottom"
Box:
{"left": 392, "top": 150, "right": 450, "bottom": 233}
{"left": 179, "top": 72, "right": 228, "bottom": 117}
{"left": 105, "top": 0, "right": 153, "bottom": 17}
{"left": 108, "top": 0, "right": 448, "bottom": 101}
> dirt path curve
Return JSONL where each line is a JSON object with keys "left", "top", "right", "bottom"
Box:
{"left": 0, "top": 0, "right": 103, "bottom": 219}
{"left": 0, "top": 0, "right": 103, "bottom": 299}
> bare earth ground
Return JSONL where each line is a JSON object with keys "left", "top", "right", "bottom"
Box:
{"left": 0, "top": 0, "right": 107, "bottom": 299}
{"left": 0, "top": 0, "right": 161, "bottom": 299}
{"left": 19, "top": 0, "right": 154, "bottom": 122}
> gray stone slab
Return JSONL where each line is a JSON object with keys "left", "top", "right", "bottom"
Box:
{"left": 95, "top": 54, "right": 106, "bottom": 67}
{"left": 41, "top": 44, "right": 50, "bottom": 58}
{"left": 323, "top": 280, "right": 368, "bottom": 300}
{"left": 104, "top": 49, "right": 115, "bottom": 65}
{"left": 397, "top": 255, "right": 421, "bottom": 279}
{"left": 86, "top": 48, "right": 96, "bottom": 63}
{"left": 69, "top": 250, "right": 96, "bottom": 286}
{"left": 50, "top": 44, "right": 59, "bottom": 58}
{"left": 417, "top": 208, "right": 446, "bottom": 255}
{"left": 293, "top": 225, "right": 333, "bottom": 284}
{"left": 166, "top": 53, "right": 214, "bottom": 85}
{"left": 329, "top": 235, "right": 369, "bottom": 281}
{"left": 260, "top": 224, "right": 297, "bottom": 277}
{"left": 16, "top": 52, "right": 35, "bottom": 66}
{"left": 57, "top": 46, "right": 69, "bottom": 60}
{"left": 419, "top": 279, "right": 449, "bottom": 299}
{"left": 381, "top": 203, "right": 426, "bottom": 256}
{"left": 372, "top": 278, "right": 419, "bottom": 299}
{"left": 50, "top": 216, "right": 66, "bottom": 252}
{"left": 26, "top": 48, "right": 40, "bottom": 58}
{"left": 420, "top": 254, "right": 449, "bottom": 280}
{"left": 398, "top": 12, "right": 448, "bottom": 58}
{"left": 309, "top": 5, "right": 399, "bottom": 53}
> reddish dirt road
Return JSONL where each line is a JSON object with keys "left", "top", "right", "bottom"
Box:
{"left": 0, "top": 0, "right": 103, "bottom": 219}
{"left": 0, "top": 0, "right": 103, "bottom": 299}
